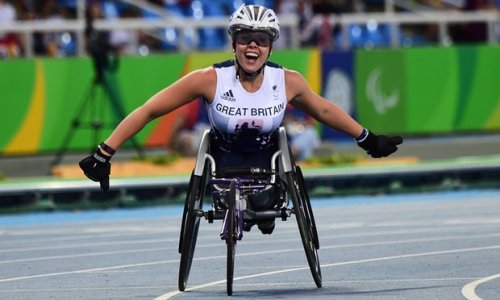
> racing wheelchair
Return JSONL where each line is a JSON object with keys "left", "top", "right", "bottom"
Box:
{"left": 177, "top": 127, "right": 321, "bottom": 296}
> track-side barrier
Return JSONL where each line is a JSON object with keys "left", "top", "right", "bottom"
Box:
{"left": 1, "top": 158, "right": 499, "bottom": 213}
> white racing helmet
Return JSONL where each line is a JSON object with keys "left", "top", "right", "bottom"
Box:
{"left": 228, "top": 4, "right": 280, "bottom": 42}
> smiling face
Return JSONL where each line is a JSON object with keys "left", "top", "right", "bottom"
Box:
{"left": 233, "top": 30, "right": 272, "bottom": 75}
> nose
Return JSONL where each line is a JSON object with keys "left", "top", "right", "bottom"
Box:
{"left": 247, "top": 40, "right": 258, "bottom": 47}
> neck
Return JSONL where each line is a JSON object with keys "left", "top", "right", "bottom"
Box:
{"left": 235, "top": 58, "right": 265, "bottom": 79}
{"left": 237, "top": 68, "right": 264, "bottom": 93}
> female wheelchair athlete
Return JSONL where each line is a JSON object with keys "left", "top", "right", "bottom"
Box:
{"left": 177, "top": 127, "right": 321, "bottom": 296}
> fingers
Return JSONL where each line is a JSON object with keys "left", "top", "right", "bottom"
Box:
{"left": 369, "top": 146, "right": 397, "bottom": 158}
{"left": 363, "top": 134, "right": 402, "bottom": 158}
{"left": 389, "top": 136, "right": 403, "bottom": 145}
{"left": 83, "top": 171, "right": 109, "bottom": 191}
{"left": 83, "top": 172, "right": 99, "bottom": 182}
{"left": 100, "top": 176, "right": 109, "bottom": 191}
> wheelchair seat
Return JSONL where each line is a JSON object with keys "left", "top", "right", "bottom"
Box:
{"left": 196, "top": 129, "right": 285, "bottom": 215}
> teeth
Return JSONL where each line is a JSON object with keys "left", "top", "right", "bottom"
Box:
{"left": 245, "top": 53, "right": 259, "bottom": 58}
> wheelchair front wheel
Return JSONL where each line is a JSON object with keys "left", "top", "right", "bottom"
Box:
{"left": 178, "top": 173, "right": 206, "bottom": 291}
{"left": 287, "top": 171, "right": 322, "bottom": 287}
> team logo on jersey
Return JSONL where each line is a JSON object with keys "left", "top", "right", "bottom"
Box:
{"left": 272, "top": 85, "right": 279, "bottom": 101}
{"left": 221, "top": 89, "right": 236, "bottom": 102}
{"left": 234, "top": 119, "right": 263, "bottom": 133}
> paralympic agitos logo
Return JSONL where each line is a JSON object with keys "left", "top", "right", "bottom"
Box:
{"left": 366, "top": 67, "right": 399, "bottom": 114}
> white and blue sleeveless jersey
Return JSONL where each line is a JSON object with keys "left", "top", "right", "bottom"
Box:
{"left": 205, "top": 60, "right": 287, "bottom": 151}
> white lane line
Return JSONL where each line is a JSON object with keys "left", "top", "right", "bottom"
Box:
{"left": 3, "top": 231, "right": 500, "bottom": 265}
{"left": 154, "top": 244, "right": 500, "bottom": 300}
{"left": 155, "top": 268, "right": 307, "bottom": 300}
{"left": 0, "top": 247, "right": 291, "bottom": 283}
{"left": 2, "top": 223, "right": 496, "bottom": 258}
{"left": 0, "top": 286, "right": 170, "bottom": 292}
{"left": 1, "top": 230, "right": 170, "bottom": 246}
{"left": 0, "top": 237, "right": 498, "bottom": 285}
{"left": 0, "top": 278, "right": 478, "bottom": 294}
{"left": 2, "top": 231, "right": 500, "bottom": 284}
{"left": 0, "top": 247, "right": 171, "bottom": 265}
{"left": 462, "top": 273, "right": 500, "bottom": 300}
{"left": 0, "top": 238, "right": 174, "bottom": 253}
{"left": 0, "top": 260, "right": 178, "bottom": 283}
{"left": 235, "top": 277, "right": 479, "bottom": 287}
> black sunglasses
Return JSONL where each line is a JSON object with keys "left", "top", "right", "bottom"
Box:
{"left": 235, "top": 31, "right": 272, "bottom": 47}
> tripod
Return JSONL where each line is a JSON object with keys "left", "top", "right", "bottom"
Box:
{"left": 50, "top": 71, "right": 145, "bottom": 167}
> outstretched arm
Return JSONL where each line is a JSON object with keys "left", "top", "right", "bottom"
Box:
{"left": 102, "top": 68, "right": 215, "bottom": 152}
{"left": 285, "top": 69, "right": 402, "bottom": 158}
{"left": 286, "top": 69, "right": 363, "bottom": 138}
{"left": 79, "top": 67, "right": 216, "bottom": 190}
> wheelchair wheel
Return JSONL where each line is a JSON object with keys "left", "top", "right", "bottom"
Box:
{"left": 286, "top": 171, "right": 322, "bottom": 288}
{"left": 178, "top": 172, "right": 193, "bottom": 254}
{"left": 226, "top": 179, "right": 237, "bottom": 296}
{"left": 178, "top": 171, "right": 207, "bottom": 291}
{"left": 295, "top": 166, "right": 319, "bottom": 249}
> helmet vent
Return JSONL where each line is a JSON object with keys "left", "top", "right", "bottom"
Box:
{"left": 228, "top": 4, "right": 280, "bottom": 41}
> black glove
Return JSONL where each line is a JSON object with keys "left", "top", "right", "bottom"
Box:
{"left": 79, "top": 147, "right": 111, "bottom": 191}
{"left": 357, "top": 130, "right": 403, "bottom": 158}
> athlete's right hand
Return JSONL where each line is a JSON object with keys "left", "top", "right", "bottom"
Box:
{"left": 79, "top": 147, "right": 111, "bottom": 191}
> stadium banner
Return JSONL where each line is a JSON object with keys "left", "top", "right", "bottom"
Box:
{"left": 2, "top": 46, "right": 500, "bottom": 155}
{"left": 1, "top": 54, "right": 186, "bottom": 155}
{"left": 355, "top": 45, "right": 500, "bottom": 134}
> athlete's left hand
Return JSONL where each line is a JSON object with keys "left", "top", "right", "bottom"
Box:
{"left": 357, "top": 130, "right": 403, "bottom": 158}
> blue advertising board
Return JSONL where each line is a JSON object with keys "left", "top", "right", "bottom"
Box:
{"left": 320, "top": 50, "right": 355, "bottom": 142}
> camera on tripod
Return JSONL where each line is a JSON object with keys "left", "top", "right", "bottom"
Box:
{"left": 85, "top": 2, "right": 119, "bottom": 83}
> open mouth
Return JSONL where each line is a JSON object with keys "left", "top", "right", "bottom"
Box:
{"left": 245, "top": 52, "right": 259, "bottom": 62}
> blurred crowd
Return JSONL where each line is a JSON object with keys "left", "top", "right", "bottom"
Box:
{"left": 1, "top": 0, "right": 500, "bottom": 59}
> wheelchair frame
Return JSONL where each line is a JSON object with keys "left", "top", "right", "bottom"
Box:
{"left": 177, "top": 127, "right": 321, "bottom": 296}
